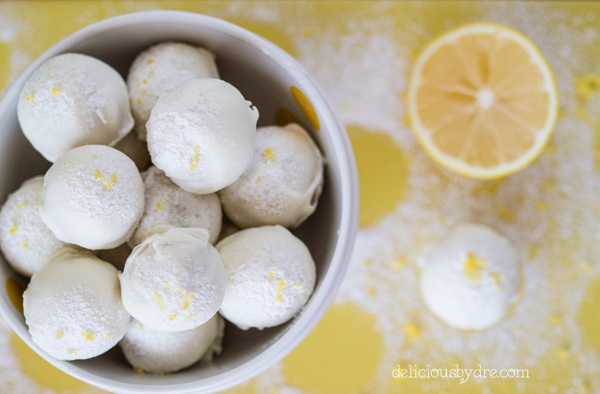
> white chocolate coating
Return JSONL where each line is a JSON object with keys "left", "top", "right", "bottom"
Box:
{"left": 120, "top": 315, "right": 224, "bottom": 374}
{"left": 147, "top": 78, "right": 259, "bottom": 194}
{"left": 127, "top": 42, "right": 219, "bottom": 141}
{"left": 419, "top": 223, "right": 519, "bottom": 330}
{"left": 219, "top": 123, "right": 324, "bottom": 229}
{"left": 217, "top": 225, "right": 316, "bottom": 330}
{"left": 113, "top": 131, "right": 151, "bottom": 171}
{"left": 17, "top": 53, "right": 133, "bottom": 162}
{"left": 129, "top": 166, "right": 222, "bottom": 247}
{"left": 120, "top": 228, "right": 226, "bottom": 332}
{"left": 23, "top": 253, "right": 131, "bottom": 360}
{"left": 0, "top": 176, "right": 70, "bottom": 276}
{"left": 40, "top": 145, "right": 145, "bottom": 250}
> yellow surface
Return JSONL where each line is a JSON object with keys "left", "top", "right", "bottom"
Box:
{"left": 578, "top": 277, "right": 600, "bottom": 355}
{"left": 5, "top": 278, "right": 24, "bottom": 315}
{"left": 10, "top": 333, "right": 106, "bottom": 393}
{"left": 348, "top": 125, "right": 410, "bottom": 227}
{"left": 291, "top": 86, "right": 321, "bottom": 131}
{"left": 408, "top": 23, "right": 558, "bottom": 179}
{"left": 1, "top": 2, "right": 600, "bottom": 394}
{"left": 281, "top": 303, "right": 383, "bottom": 393}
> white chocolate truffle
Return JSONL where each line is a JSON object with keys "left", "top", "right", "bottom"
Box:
{"left": 418, "top": 224, "right": 519, "bottom": 330}
{"left": 23, "top": 253, "right": 131, "bottom": 360}
{"left": 120, "top": 228, "right": 226, "bottom": 332}
{"left": 129, "top": 166, "right": 222, "bottom": 247}
{"left": 120, "top": 315, "right": 224, "bottom": 374}
{"left": 17, "top": 53, "right": 133, "bottom": 162}
{"left": 220, "top": 123, "right": 324, "bottom": 229}
{"left": 0, "top": 176, "right": 70, "bottom": 276}
{"left": 147, "top": 78, "right": 259, "bottom": 194}
{"left": 217, "top": 225, "right": 316, "bottom": 330}
{"left": 113, "top": 131, "right": 151, "bottom": 171}
{"left": 40, "top": 145, "right": 145, "bottom": 250}
{"left": 127, "top": 42, "right": 219, "bottom": 141}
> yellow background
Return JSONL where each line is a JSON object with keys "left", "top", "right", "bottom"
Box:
{"left": 2, "top": 1, "right": 600, "bottom": 394}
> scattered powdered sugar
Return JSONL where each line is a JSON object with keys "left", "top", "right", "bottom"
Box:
{"left": 291, "top": 3, "right": 600, "bottom": 391}
{"left": 0, "top": 13, "right": 17, "bottom": 43}
{"left": 1, "top": 2, "right": 600, "bottom": 392}
{"left": 296, "top": 25, "right": 411, "bottom": 142}
{"left": 0, "top": 318, "right": 57, "bottom": 394}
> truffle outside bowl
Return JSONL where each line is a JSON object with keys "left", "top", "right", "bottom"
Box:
{"left": 0, "top": 11, "right": 358, "bottom": 394}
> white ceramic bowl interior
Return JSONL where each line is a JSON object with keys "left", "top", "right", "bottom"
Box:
{"left": 0, "top": 10, "right": 358, "bottom": 394}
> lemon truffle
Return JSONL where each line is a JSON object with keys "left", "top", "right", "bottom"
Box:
{"left": 40, "top": 145, "right": 145, "bottom": 250}
{"left": 129, "top": 166, "right": 222, "bottom": 247}
{"left": 418, "top": 223, "right": 519, "bottom": 330}
{"left": 17, "top": 53, "right": 133, "bottom": 162}
{"left": 219, "top": 123, "right": 324, "bottom": 228}
{"left": 0, "top": 176, "right": 71, "bottom": 276}
{"left": 127, "top": 42, "right": 219, "bottom": 141}
{"left": 120, "top": 228, "right": 226, "bottom": 332}
{"left": 147, "top": 78, "right": 259, "bottom": 194}
{"left": 217, "top": 225, "right": 316, "bottom": 330}
{"left": 23, "top": 252, "right": 131, "bottom": 360}
{"left": 120, "top": 315, "right": 224, "bottom": 374}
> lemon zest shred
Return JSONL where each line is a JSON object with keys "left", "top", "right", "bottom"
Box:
{"left": 189, "top": 145, "right": 200, "bottom": 171}
{"left": 95, "top": 170, "right": 117, "bottom": 189}
{"left": 152, "top": 292, "right": 166, "bottom": 311}
{"left": 81, "top": 330, "right": 94, "bottom": 342}
{"left": 275, "top": 280, "right": 287, "bottom": 302}
{"left": 463, "top": 252, "right": 487, "bottom": 283}
{"left": 263, "top": 147, "right": 277, "bottom": 162}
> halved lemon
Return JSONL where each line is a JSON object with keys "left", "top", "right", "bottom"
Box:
{"left": 407, "top": 23, "right": 559, "bottom": 179}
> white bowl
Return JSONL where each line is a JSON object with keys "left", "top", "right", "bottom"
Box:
{"left": 0, "top": 10, "right": 358, "bottom": 394}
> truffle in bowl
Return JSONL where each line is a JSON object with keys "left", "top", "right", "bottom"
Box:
{"left": 0, "top": 10, "right": 358, "bottom": 394}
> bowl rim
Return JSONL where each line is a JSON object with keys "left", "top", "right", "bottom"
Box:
{"left": 0, "top": 10, "right": 359, "bottom": 394}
